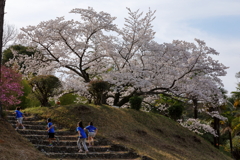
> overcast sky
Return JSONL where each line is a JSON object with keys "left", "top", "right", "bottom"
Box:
{"left": 4, "top": 0, "right": 240, "bottom": 95}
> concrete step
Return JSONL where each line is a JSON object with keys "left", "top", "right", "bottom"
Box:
{"left": 7, "top": 116, "right": 37, "bottom": 121}
{"left": 6, "top": 112, "right": 32, "bottom": 117}
{"left": 7, "top": 112, "right": 141, "bottom": 160}
{"left": 30, "top": 139, "right": 111, "bottom": 146}
{"left": 23, "top": 135, "right": 77, "bottom": 141}
{"left": 11, "top": 124, "right": 47, "bottom": 130}
{"left": 36, "top": 145, "right": 128, "bottom": 153}
{"left": 10, "top": 121, "right": 63, "bottom": 130}
{"left": 17, "top": 129, "right": 74, "bottom": 135}
{"left": 8, "top": 120, "right": 46, "bottom": 125}
{"left": 44, "top": 151, "right": 139, "bottom": 159}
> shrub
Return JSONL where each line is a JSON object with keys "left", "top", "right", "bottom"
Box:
{"left": 26, "top": 93, "right": 41, "bottom": 107}
{"left": 59, "top": 93, "right": 78, "bottom": 105}
{"left": 0, "top": 65, "right": 23, "bottom": 108}
{"left": 88, "top": 80, "right": 110, "bottom": 105}
{"left": 129, "top": 96, "right": 143, "bottom": 111}
{"left": 18, "top": 80, "right": 32, "bottom": 109}
{"left": 168, "top": 104, "right": 184, "bottom": 121}
{"left": 29, "top": 75, "right": 62, "bottom": 107}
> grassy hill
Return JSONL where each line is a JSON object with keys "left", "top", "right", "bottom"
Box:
{"left": 19, "top": 104, "right": 232, "bottom": 160}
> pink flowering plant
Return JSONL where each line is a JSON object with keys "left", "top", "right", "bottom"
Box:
{"left": 0, "top": 65, "right": 23, "bottom": 107}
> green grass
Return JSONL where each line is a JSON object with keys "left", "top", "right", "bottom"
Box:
{"left": 24, "top": 104, "right": 232, "bottom": 160}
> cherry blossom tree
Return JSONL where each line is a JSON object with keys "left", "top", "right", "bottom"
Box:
{"left": 15, "top": 7, "right": 118, "bottom": 81}
{"left": 9, "top": 7, "right": 228, "bottom": 111}
{"left": 0, "top": 65, "right": 23, "bottom": 107}
{"left": 105, "top": 39, "right": 228, "bottom": 106}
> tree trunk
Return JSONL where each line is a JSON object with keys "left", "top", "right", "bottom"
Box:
{"left": 0, "top": 0, "right": 6, "bottom": 118}
{"left": 193, "top": 99, "right": 198, "bottom": 119}
{"left": 101, "top": 92, "right": 107, "bottom": 105}
{"left": 217, "top": 118, "right": 220, "bottom": 148}
{"left": 213, "top": 117, "right": 219, "bottom": 148}
{"left": 116, "top": 96, "right": 131, "bottom": 107}
{"left": 41, "top": 99, "right": 50, "bottom": 107}
{"left": 113, "top": 92, "right": 120, "bottom": 106}
{"left": 229, "top": 130, "right": 233, "bottom": 157}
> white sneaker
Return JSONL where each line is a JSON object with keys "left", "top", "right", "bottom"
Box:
{"left": 15, "top": 127, "right": 19, "bottom": 130}
{"left": 23, "top": 127, "right": 26, "bottom": 130}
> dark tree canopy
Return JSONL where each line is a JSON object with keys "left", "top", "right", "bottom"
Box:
{"left": 2, "top": 44, "right": 35, "bottom": 65}
{"left": 88, "top": 80, "right": 110, "bottom": 105}
{"left": 29, "top": 75, "right": 62, "bottom": 107}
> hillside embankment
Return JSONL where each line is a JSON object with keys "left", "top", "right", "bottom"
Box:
{"left": 21, "top": 104, "right": 232, "bottom": 160}
{"left": 0, "top": 104, "right": 233, "bottom": 160}
{"left": 0, "top": 118, "right": 48, "bottom": 160}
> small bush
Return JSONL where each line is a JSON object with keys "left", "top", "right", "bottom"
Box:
{"left": 88, "top": 80, "right": 110, "bottom": 105}
{"left": 59, "top": 93, "right": 78, "bottom": 105}
{"left": 168, "top": 104, "right": 184, "bottom": 121}
{"left": 29, "top": 75, "right": 62, "bottom": 107}
{"left": 26, "top": 93, "right": 41, "bottom": 107}
{"left": 129, "top": 96, "right": 143, "bottom": 111}
{"left": 19, "top": 80, "right": 32, "bottom": 109}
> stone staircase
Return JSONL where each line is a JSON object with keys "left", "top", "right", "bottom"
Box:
{"left": 7, "top": 114, "right": 144, "bottom": 160}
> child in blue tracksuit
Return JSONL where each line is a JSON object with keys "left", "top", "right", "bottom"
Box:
{"left": 47, "top": 118, "right": 55, "bottom": 146}
{"left": 77, "top": 121, "right": 89, "bottom": 153}
{"left": 84, "top": 122, "right": 98, "bottom": 147}
{"left": 13, "top": 107, "right": 26, "bottom": 130}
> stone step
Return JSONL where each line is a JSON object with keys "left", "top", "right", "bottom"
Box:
{"left": 30, "top": 139, "right": 111, "bottom": 146}
{"left": 36, "top": 144, "right": 129, "bottom": 153}
{"left": 6, "top": 111, "right": 32, "bottom": 117}
{"left": 23, "top": 135, "right": 77, "bottom": 141}
{"left": 7, "top": 114, "right": 35, "bottom": 118}
{"left": 37, "top": 145, "right": 109, "bottom": 153}
{"left": 17, "top": 129, "right": 74, "bottom": 135}
{"left": 11, "top": 124, "right": 47, "bottom": 130}
{"left": 44, "top": 151, "right": 139, "bottom": 159}
{"left": 10, "top": 121, "right": 64, "bottom": 130}
{"left": 8, "top": 120, "right": 46, "bottom": 125}
{"left": 7, "top": 116, "right": 37, "bottom": 121}
{"left": 60, "top": 159, "right": 142, "bottom": 160}
{"left": 7, "top": 112, "right": 141, "bottom": 160}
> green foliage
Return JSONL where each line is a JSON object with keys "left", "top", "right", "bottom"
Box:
{"left": 88, "top": 80, "right": 110, "bottom": 105}
{"left": 167, "top": 104, "right": 184, "bottom": 121}
{"left": 230, "top": 83, "right": 240, "bottom": 108}
{"left": 18, "top": 80, "right": 32, "bottom": 109}
{"left": 153, "top": 94, "right": 185, "bottom": 118}
{"left": 224, "top": 136, "right": 240, "bottom": 159}
{"left": 129, "top": 96, "right": 143, "bottom": 111}
{"left": 26, "top": 93, "right": 41, "bottom": 107}
{"left": 201, "top": 132, "right": 229, "bottom": 147}
{"left": 2, "top": 44, "right": 35, "bottom": 65}
{"left": 59, "top": 93, "right": 78, "bottom": 105}
{"left": 155, "top": 94, "right": 178, "bottom": 105}
{"left": 29, "top": 75, "right": 62, "bottom": 107}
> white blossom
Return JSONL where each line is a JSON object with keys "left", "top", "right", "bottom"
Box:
{"left": 8, "top": 7, "right": 228, "bottom": 112}
{"left": 179, "top": 118, "right": 218, "bottom": 137}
